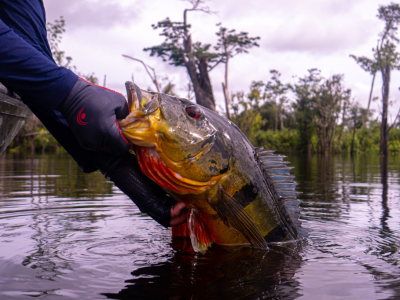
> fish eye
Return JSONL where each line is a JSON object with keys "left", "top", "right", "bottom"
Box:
{"left": 185, "top": 105, "right": 202, "bottom": 119}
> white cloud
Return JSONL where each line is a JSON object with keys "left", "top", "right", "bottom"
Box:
{"left": 42, "top": 0, "right": 400, "bottom": 116}
{"left": 44, "top": 0, "right": 141, "bottom": 30}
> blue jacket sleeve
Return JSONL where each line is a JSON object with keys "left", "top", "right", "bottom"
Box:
{"left": 0, "top": 19, "right": 78, "bottom": 115}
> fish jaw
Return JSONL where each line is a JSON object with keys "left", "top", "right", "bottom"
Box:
{"left": 119, "top": 82, "right": 164, "bottom": 148}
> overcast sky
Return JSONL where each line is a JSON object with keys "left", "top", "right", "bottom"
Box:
{"left": 43, "top": 0, "right": 400, "bottom": 120}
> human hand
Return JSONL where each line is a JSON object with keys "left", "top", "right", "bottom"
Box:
{"left": 170, "top": 202, "right": 188, "bottom": 226}
{"left": 58, "top": 78, "right": 131, "bottom": 153}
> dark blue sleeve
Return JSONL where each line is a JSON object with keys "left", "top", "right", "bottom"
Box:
{"left": 0, "top": 0, "right": 78, "bottom": 115}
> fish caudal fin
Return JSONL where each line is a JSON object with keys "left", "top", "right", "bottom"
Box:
{"left": 208, "top": 186, "right": 269, "bottom": 250}
{"left": 188, "top": 208, "right": 214, "bottom": 254}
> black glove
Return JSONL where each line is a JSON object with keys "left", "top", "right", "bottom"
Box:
{"left": 92, "top": 151, "right": 176, "bottom": 227}
{"left": 58, "top": 78, "right": 131, "bottom": 153}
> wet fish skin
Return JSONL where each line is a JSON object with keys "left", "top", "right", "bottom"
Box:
{"left": 119, "top": 82, "right": 301, "bottom": 253}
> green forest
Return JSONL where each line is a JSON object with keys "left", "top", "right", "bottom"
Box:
{"left": 8, "top": 1, "right": 400, "bottom": 155}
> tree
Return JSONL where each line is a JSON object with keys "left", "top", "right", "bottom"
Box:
{"left": 230, "top": 85, "right": 263, "bottom": 144}
{"left": 292, "top": 69, "right": 321, "bottom": 153}
{"left": 313, "top": 74, "right": 351, "bottom": 153}
{"left": 122, "top": 54, "right": 161, "bottom": 92}
{"left": 214, "top": 25, "right": 260, "bottom": 118}
{"left": 47, "top": 16, "right": 99, "bottom": 84}
{"left": 47, "top": 16, "right": 73, "bottom": 69}
{"left": 349, "top": 101, "right": 365, "bottom": 154}
{"left": 351, "top": 3, "right": 400, "bottom": 155}
{"left": 144, "top": 0, "right": 218, "bottom": 111}
{"left": 349, "top": 54, "right": 379, "bottom": 126}
{"left": 264, "top": 70, "right": 289, "bottom": 131}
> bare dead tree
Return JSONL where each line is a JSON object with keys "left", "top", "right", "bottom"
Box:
{"left": 122, "top": 54, "right": 161, "bottom": 92}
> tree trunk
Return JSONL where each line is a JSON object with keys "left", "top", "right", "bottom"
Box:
{"left": 322, "top": 125, "right": 327, "bottom": 154}
{"left": 315, "top": 126, "right": 322, "bottom": 153}
{"left": 351, "top": 115, "right": 357, "bottom": 154}
{"left": 380, "top": 65, "right": 390, "bottom": 156}
{"left": 222, "top": 82, "right": 230, "bottom": 119}
{"left": 223, "top": 54, "right": 230, "bottom": 118}
{"left": 364, "top": 72, "right": 376, "bottom": 126}
{"left": 304, "top": 121, "right": 311, "bottom": 154}
{"left": 184, "top": 55, "right": 215, "bottom": 111}
{"left": 198, "top": 57, "right": 216, "bottom": 110}
{"left": 274, "top": 100, "right": 278, "bottom": 131}
{"left": 328, "top": 123, "right": 336, "bottom": 153}
{"left": 279, "top": 101, "right": 284, "bottom": 130}
{"left": 310, "top": 139, "right": 317, "bottom": 154}
{"left": 336, "top": 101, "right": 347, "bottom": 152}
{"left": 182, "top": 34, "right": 216, "bottom": 111}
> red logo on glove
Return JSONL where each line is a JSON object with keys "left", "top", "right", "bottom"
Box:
{"left": 77, "top": 107, "right": 88, "bottom": 125}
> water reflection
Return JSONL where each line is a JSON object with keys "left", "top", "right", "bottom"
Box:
{"left": 1, "top": 153, "right": 400, "bottom": 299}
{"left": 103, "top": 239, "right": 303, "bottom": 300}
{"left": 380, "top": 155, "right": 389, "bottom": 232}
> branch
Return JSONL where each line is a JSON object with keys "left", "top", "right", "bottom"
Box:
{"left": 207, "top": 58, "right": 223, "bottom": 71}
{"left": 389, "top": 105, "right": 400, "bottom": 131}
{"left": 21, "top": 131, "right": 50, "bottom": 138}
{"left": 183, "top": 0, "right": 216, "bottom": 34}
{"left": 183, "top": 0, "right": 215, "bottom": 14}
{"left": 122, "top": 54, "right": 161, "bottom": 92}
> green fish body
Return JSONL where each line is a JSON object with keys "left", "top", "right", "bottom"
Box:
{"left": 119, "top": 82, "right": 305, "bottom": 253}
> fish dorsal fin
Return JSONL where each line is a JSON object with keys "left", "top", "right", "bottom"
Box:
{"left": 208, "top": 186, "right": 269, "bottom": 249}
{"left": 187, "top": 208, "right": 214, "bottom": 254}
{"left": 254, "top": 147, "right": 308, "bottom": 238}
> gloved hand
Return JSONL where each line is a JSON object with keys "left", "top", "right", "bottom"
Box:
{"left": 58, "top": 78, "right": 131, "bottom": 153}
{"left": 92, "top": 151, "right": 187, "bottom": 227}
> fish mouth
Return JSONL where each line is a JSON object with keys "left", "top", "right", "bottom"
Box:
{"left": 119, "top": 81, "right": 213, "bottom": 158}
{"left": 119, "top": 82, "right": 222, "bottom": 183}
{"left": 125, "top": 81, "right": 160, "bottom": 115}
{"left": 118, "top": 82, "right": 161, "bottom": 147}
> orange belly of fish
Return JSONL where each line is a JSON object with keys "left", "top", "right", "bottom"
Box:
{"left": 134, "top": 146, "right": 214, "bottom": 195}
{"left": 135, "top": 146, "right": 249, "bottom": 248}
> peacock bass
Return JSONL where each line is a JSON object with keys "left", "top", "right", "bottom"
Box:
{"left": 119, "top": 82, "right": 305, "bottom": 253}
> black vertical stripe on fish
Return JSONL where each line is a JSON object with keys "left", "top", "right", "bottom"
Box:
{"left": 232, "top": 182, "right": 259, "bottom": 208}
{"left": 208, "top": 186, "right": 268, "bottom": 249}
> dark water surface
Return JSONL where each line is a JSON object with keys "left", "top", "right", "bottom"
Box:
{"left": 0, "top": 153, "right": 399, "bottom": 300}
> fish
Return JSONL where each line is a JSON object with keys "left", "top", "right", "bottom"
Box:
{"left": 119, "top": 82, "right": 306, "bottom": 253}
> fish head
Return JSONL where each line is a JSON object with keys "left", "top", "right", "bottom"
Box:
{"left": 119, "top": 82, "right": 231, "bottom": 193}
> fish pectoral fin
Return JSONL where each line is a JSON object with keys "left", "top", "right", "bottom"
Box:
{"left": 188, "top": 208, "right": 214, "bottom": 254}
{"left": 208, "top": 186, "right": 268, "bottom": 249}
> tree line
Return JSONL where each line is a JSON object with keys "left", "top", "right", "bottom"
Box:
{"left": 143, "top": 0, "right": 400, "bottom": 155}
{"left": 8, "top": 0, "right": 400, "bottom": 155}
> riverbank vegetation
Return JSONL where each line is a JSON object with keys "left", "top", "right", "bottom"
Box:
{"left": 7, "top": 1, "right": 400, "bottom": 155}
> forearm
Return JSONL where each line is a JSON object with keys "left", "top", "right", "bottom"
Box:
{"left": 92, "top": 152, "right": 174, "bottom": 227}
{"left": 0, "top": 19, "right": 78, "bottom": 114}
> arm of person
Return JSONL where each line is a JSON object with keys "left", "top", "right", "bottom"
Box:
{"left": 0, "top": 18, "right": 77, "bottom": 114}
{"left": 0, "top": 13, "right": 186, "bottom": 226}
{"left": 0, "top": 19, "right": 130, "bottom": 153}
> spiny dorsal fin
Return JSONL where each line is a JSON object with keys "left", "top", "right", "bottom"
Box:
{"left": 254, "top": 148, "right": 307, "bottom": 238}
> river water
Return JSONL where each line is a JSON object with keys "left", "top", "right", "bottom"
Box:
{"left": 0, "top": 152, "right": 399, "bottom": 300}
